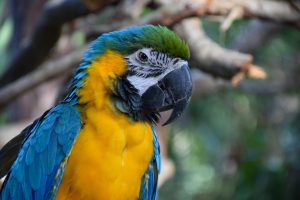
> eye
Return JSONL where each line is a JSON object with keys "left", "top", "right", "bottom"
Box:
{"left": 137, "top": 52, "right": 148, "bottom": 63}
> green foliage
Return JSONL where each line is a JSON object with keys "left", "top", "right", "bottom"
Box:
{"left": 0, "top": 18, "right": 12, "bottom": 49}
{"left": 0, "top": 112, "right": 8, "bottom": 124}
{"left": 0, "top": 17, "right": 12, "bottom": 74}
{"left": 141, "top": 7, "right": 154, "bottom": 17}
{"left": 71, "top": 30, "right": 85, "bottom": 48}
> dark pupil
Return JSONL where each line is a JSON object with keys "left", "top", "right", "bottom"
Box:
{"left": 139, "top": 52, "right": 148, "bottom": 62}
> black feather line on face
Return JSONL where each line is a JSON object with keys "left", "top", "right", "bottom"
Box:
{"left": 116, "top": 48, "right": 182, "bottom": 123}
{"left": 113, "top": 75, "right": 160, "bottom": 123}
{"left": 127, "top": 60, "right": 167, "bottom": 78}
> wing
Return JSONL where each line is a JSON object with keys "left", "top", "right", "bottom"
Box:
{"left": 0, "top": 114, "right": 47, "bottom": 179}
{"left": 0, "top": 103, "right": 81, "bottom": 200}
{"left": 139, "top": 124, "right": 161, "bottom": 200}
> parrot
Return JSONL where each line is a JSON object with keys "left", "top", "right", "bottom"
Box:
{"left": 0, "top": 25, "right": 192, "bottom": 200}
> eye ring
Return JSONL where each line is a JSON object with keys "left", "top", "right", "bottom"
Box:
{"left": 137, "top": 51, "right": 148, "bottom": 63}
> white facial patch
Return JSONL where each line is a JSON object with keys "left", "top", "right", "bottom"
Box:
{"left": 125, "top": 48, "right": 188, "bottom": 95}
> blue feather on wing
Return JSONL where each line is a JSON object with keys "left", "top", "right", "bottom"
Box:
{"left": 0, "top": 103, "right": 81, "bottom": 200}
{"left": 139, "top": 124, "right": 161, "bottom": 200}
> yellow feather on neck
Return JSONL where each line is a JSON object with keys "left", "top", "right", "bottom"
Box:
{"left": 77, "top": 49, "right": 126, "bottom": 109}
{"left": 56, "top": 50, "right": 154, "bottom": 200}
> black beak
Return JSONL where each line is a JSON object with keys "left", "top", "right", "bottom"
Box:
{"left": 141, "top": 64, "right": 192, "bottom": 125}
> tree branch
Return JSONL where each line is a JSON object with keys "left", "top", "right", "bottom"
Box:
{"left": 88, "top": 0, "right": 300, "bottom": 35}
{"left": 85, "top": 0, "right": 213, "bottom": 35}
{"left": 207, "top": 0, "right": 300, "bottom": 25}
{"left": 191, "top": 69, "right": 300, "bottom": 96}
{"left": 0, "top": 0, "right": 118, "bottom": 88}
{"left": 0, "top": 47, "right": 85, "bottom": 109}
{"left": 174, "top": 18, "right": 266, "bottom": 82}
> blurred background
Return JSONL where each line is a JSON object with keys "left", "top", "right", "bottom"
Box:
{"left": 0, "top": 0, "right": 300, "bottom": 199}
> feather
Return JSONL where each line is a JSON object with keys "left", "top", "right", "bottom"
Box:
{"left": 47, "top": 133, "right": 58, "bottom": 174}
{"left": 0, "top": 132, "right": 26, "bottom": 178}
{"left": 36, "top": 125, "right": 51, "bottom": 153}
{"left": 25, "top": 146, "right": 35, "bottom": 166}
{"left": 13, "top": 161, "right": 25, "bottom": 182}
{"left": 28, "top": 155, "right": 41, "bottom": 190}
{"left": 139, "top": 124, "right": 161, "bottom": 200}
{"left": 14, "top": 184, "right": 23, "bottom": 199}
{"left": 9, "top": 179, "right": 18, "bottom": 198}
{"left": 0, "top": 118, "right": 42, "bottom": 179}
{"left": 22, "top": 181, "right": 32, "bottom": 200}
{"left": 34, "top": 173, "right": 47, "bottom": 200}
{"left": 0, "top": 103, "right": 81, "bottom": 199}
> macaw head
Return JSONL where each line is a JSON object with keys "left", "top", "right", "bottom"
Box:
{"left": 68, "top": 25, "right": 192, "bottom": 125}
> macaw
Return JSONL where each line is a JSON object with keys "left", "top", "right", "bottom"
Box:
{"left": 0, "top": 25, "right": 192, "bottom": 200}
